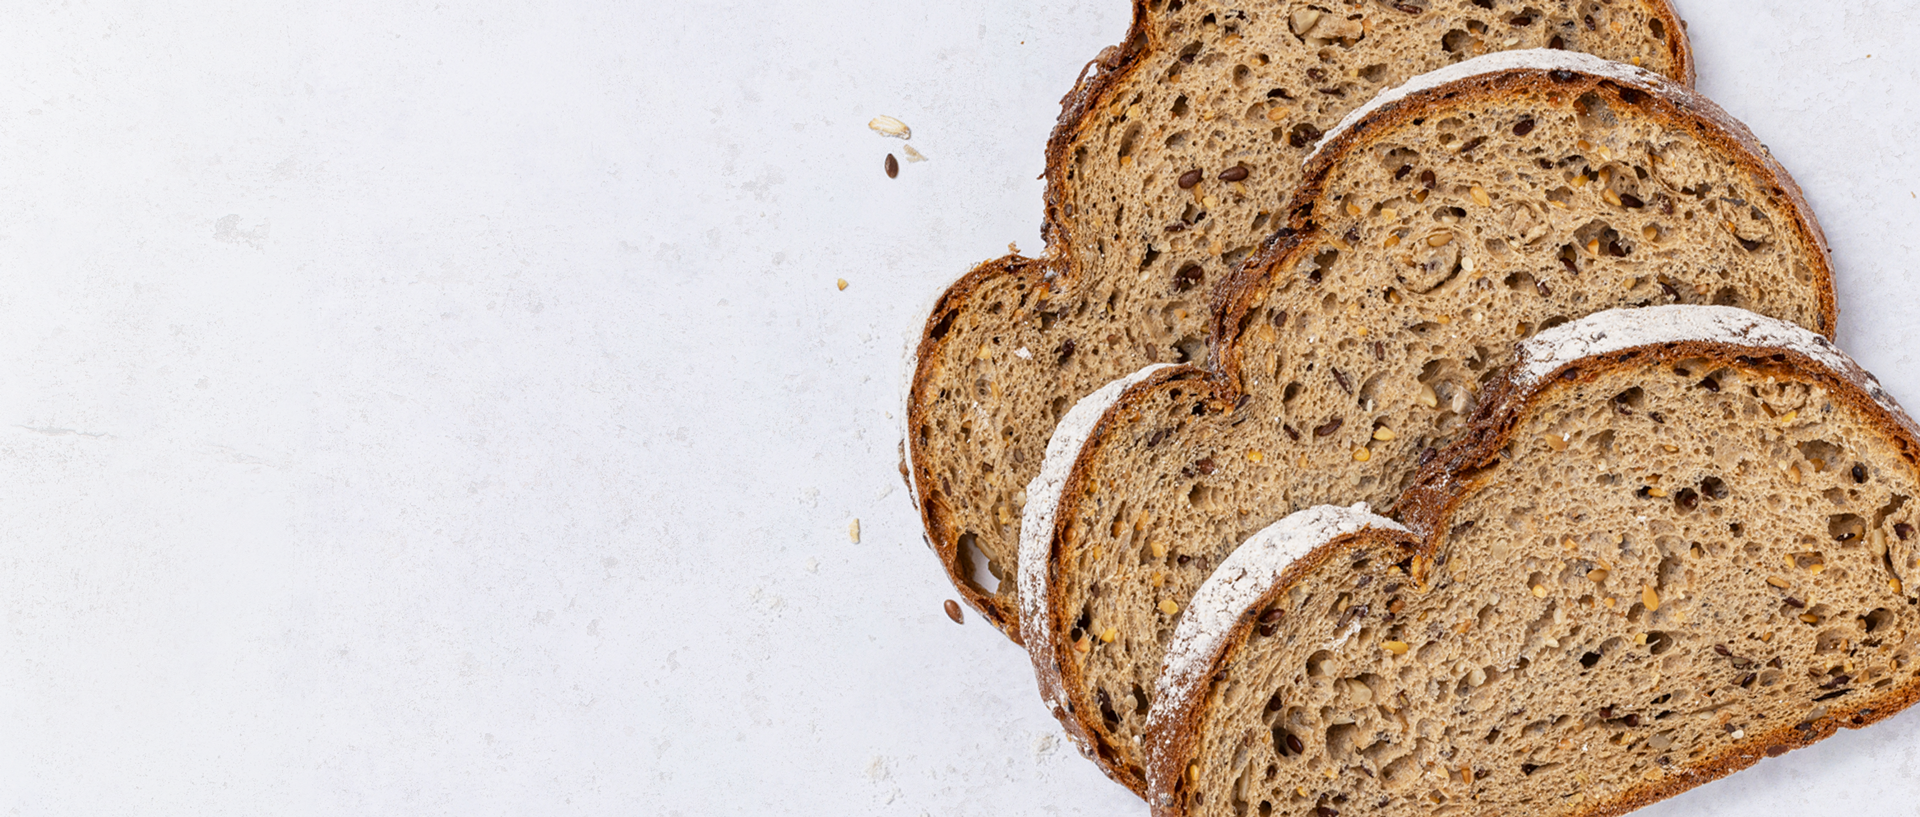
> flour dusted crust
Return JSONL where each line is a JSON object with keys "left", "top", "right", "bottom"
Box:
{"left": 1512, "top": 304, "right": 1893, "bottom": 408}
{"left": 1022, "top": 362, "right": 1177, "bottom": 670}
{"left": 1306, "top": 49, "right": 1672, "bottom": 165}
{"left": 1402, "top": 307, "right": 1920, "bottom": 526}
{"left": 905, "top": 1, "right": 1695, "bottom": 641}
{"left": 1030, "top": 56, "right": 1836, "bottom": 796}
{"left": 1217, "top": 51, "right": 1836, "bottom": 350}
{"left": 1151, "top": 504, "right": 1404, "bottom": 732}
{"left": 1145, "top": 311, "right": 1920, "bottom": 817}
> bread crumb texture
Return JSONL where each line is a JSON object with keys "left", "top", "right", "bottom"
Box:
{"left": 907, "top": 0, "right": 1691, "bottom": 640}
{"left": 1148, "top": 330, "right": 1920, "bottom": 817}
{"left": 1030, "top": 52, "right": 1830, "bottom": 788}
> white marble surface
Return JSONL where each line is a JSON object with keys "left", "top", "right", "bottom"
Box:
{"left": 2, "top": 1, "right": 1918, "bottom": 813}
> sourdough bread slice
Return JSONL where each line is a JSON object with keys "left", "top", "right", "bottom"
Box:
{"left": 1145, "top": 306, "right": 1920, "bottom": 817}
{"left": 1023, "top": 51, "right": 1836, "bottom": 790}
{"left": 906, "top": 1, "right": 1694, "bottom": 640}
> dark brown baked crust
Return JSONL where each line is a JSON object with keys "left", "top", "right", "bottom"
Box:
{"left": 1020, "top": 365, "right": 1211, "bottom": 785}
{"left": 1145, "top": 338, "right": 1920, "bottom": 817}
{"left": 906, "top": 2, "right": 1698, "bottom": 643}
{"left": 1143, "top": 527, "right": 1419, "bottom": 814}
{"left": 1032, "top": 57, "right": 1835, "bottom": 795}
{"left": 1213, "top": 61, "right": 1837, "bottom": 371}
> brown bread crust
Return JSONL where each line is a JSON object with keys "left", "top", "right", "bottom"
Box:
{"left": 907, "top": 1, "right": 1696, "bottom": 642}
{"left": 1148, "top": 338, "right": 1920, "bottom": 817}
{"left": 1213, "top": 60, "right": 1836, "bottom": 368}
{"left": 1022, "top": 365, "right": 1209, "bottom": 777}
{"left": 1034, "top": 58, "right": 1835, "bottom": 794}
{"left": 1144, "top": 527, "right": 1419, "bottom": 814}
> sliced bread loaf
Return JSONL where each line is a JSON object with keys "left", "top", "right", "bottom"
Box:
{"left": 1144, "top": 306, "right": 1920, "bottom": 817}
{"left": 906, "top": 1, "right": 1694, "bottom": 640}
{"left": 1022, "top": 51, "right": 1835, "bottom": 790}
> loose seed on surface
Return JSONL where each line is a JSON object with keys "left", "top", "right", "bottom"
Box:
{"left": 944, "top": 600, "right": 964, "bottom": 624}
{"left": 837, "top": 278, "right": 849, "bottom": 291}
{"left": 868, "top": 115, "right": 911, "bottom": 139}
{"left": 885, "top": 154, "right": 899, "bottom": 178}
{"left": 849, "top": 519, "right": 861, "bottom": 543}
{"left": 902, "top": 144, "right": 928, "bottom": 162}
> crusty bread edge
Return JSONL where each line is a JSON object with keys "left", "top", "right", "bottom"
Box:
{"left": 906, "top": 2, "right": 1696, "bottom": 641}
{"left": 1391, "top": 332, "right": 1920, "bottom": 817}
{"left": 1144, "top": 330, "right": 1920, "bottom": 817}
{"left": 904, "top": 1, "right": 1158, "bottom": 639}
{"left": 1026, "top": 363, "right": 1216, "bottom": 793}
{"left": 908, "top": 252, "right": 1050, "bottom": 639}
{"left": 1212, "top": 59, "right": 1838, "bottom": 372}
{"left": 1141, "top": 526, "right": 1421, "bottom": 816}
{"left": 1039, "top": 55, "right": 1830, "bottom": 785}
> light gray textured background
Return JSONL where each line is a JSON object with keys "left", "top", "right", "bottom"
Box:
{"left": 2, "top": 1, "right": 1917, "bottom": 814}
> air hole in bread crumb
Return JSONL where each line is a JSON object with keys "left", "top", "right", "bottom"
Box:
{"left": 1863, "top": 608, "right": 1894, "bottom": 633}
{"left": 1826, "top": 514, "right": 1864, "bottom": 545}
{"left": 956, "top": 533, "right": 1000, "bottom": 594}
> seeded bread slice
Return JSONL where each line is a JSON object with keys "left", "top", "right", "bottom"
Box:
{"left": 1145, "top": 306, "right": 1920, "bottom": 817}
{"left": 905, "top": 0, "right": 1694, "bottom": 640}
{"left": 1022, "top": 51, "right": 1836, "bottom": 791}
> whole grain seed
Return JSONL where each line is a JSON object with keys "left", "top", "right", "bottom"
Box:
{"left": 867, "top": 115, "right": 911, "bottom": 139}
{"left": 885, "top": 153, "right": 900, "bottom": 178}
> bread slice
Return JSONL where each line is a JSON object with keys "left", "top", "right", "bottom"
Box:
{"left": 1021, "top": 51, "right": 1836, "bottom": 791}
{"left": 1145, "top": 306, "right": 1920, "bottom": 817}
{"left": 905, "top": 1, "right": 1694, "bottom": 640}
